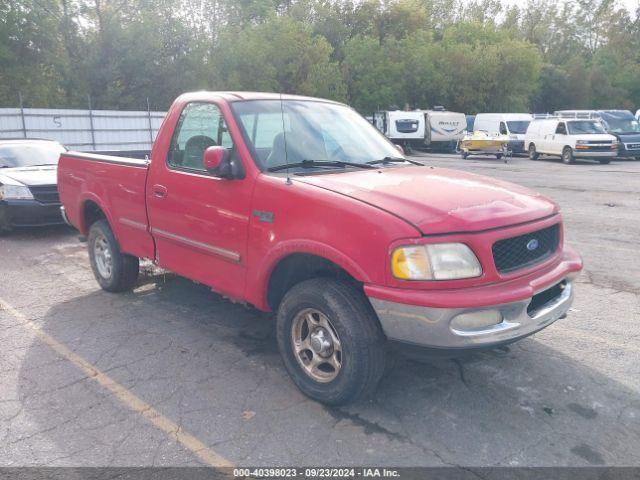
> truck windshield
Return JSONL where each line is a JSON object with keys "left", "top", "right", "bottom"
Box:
{"left": 567, "top": 121, "right": 606, "bottom": 135}
{"left": 0, "top": 143, "right": 65, "bottom": 168}
{"left": 600, "top": 112, "right": 640, "bottom": 134}
{"left": 506, "top": 121, "right": 530, "bottom": 134}
{"left": 231, "top": 100, "right": 404, "bottom": 172}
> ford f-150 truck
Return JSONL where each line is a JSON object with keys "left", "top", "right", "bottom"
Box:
{"left": 58, "top": 92, "right": 583, "bottom": 405}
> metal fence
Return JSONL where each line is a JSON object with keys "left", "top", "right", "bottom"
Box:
{"left": 0, "top": 102, "right": 167, "bottom": 151}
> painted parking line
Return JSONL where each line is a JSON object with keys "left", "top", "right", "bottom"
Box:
{"left": 0, "top": 297, "right": 234, "bottom": 468}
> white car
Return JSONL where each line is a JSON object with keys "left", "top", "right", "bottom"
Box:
{"left": 524, "top": 118, "right": 618, "bottom": 164}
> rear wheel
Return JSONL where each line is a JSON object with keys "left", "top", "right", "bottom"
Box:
{"left": 599, "top": 158, "right": 611, "bottom": 164}
{"left": 276, "top": 278, "right": 386, "bottom": 405}
{"left": 562, "top": 147, "right": 575, "bottom": 164}
{"left": 528, "top": 143, "right": 539, "bottom": 160}
{"left": 88, "top": 219, "right": 139, "bottom": 292}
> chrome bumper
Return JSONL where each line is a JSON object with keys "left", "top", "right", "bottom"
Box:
{"left": 369, "top": 281, "right": 574, "bottom": 349}
{"left": 60, "top": 206, "right": 72, "bottom": 227}
{"left": 574, "top": 150, "right": 617, "bottom": 158}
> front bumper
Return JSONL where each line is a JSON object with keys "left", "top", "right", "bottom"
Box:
{"left": 574, "top": 149, "right": 617, "bottom": 158}
{"left": 370, "top": 280, "right": 573, "bottom": 349}
{"left": 0, "top": 199, "right": 65, "bottom": 228}
{"left": 618, "top": 145, "right": 640, "bottom": 157}
{"left": 366, "top": 250, "right": 582, "bottom": 349}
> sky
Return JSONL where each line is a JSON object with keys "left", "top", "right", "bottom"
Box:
{"left": 495, "top": 0, "right": 639, "bottom": 13}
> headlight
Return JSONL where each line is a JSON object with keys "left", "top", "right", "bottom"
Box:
{"left": 0, "top": 184, "right": 33, "bottom": 200}
{"left": 576, "top": 140, "right": 588, "bottom": 145}
{"left": 391, "top": 243, "right": 482, "bottom": 280}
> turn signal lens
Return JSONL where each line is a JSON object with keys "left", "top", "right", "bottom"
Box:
{"left": 391, "top": 246, "right": 431, "bottom": 280}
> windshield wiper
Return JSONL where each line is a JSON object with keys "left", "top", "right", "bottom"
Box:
{"left": 366, "top": 156, "right": 422, "bottom": 166}
{"left": 267, "top": 159, "right": 376, "bottom": 172}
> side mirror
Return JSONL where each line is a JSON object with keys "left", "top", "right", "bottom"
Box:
{"left": 203, "top": 146, "right": 232, "bottom": 178}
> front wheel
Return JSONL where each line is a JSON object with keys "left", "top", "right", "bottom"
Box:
{"left": 88, "top": 219, "right": 139, "bottom": 292}
{"left": 562, "top": 147, "right": 575, "bottom": 164}
{"left": 276, "top": 278, "right": 386, "bottom": 405}
{"left": 528, "top": 143, "right": 539, "bottom": 160}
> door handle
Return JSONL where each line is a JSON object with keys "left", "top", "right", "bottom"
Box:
{"left": 152, "top": 184, "right": 168, "bottom": 198}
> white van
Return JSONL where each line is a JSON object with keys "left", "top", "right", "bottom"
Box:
{"left": 524, "top": 118, "right": 618, "bottom": 164}
{"left": 473, "top": 113, "right": 533, "bottom": 153}
{"left": 422, "top": 108, "right": 467, "bottom": 151}
{"left": 373, "top": 110, "right": 425, "bottom": 152}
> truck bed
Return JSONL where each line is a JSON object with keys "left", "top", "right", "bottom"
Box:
{"left": 57, "top": 151, "right": 155, "bottom": 260}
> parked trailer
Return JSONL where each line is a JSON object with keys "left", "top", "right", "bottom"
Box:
{"left": 373, "top": 110, "right": 425, "bottom": 153}
{"left": 422, "top": 107, "right": 467, "bottom": 152}
{"left": 554, "top": 110, "right": 640, "bottom": 159}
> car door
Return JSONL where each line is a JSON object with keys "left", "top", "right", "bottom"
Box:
{"left": 551, "top": 122, "right": 568, "bottom": 155}
{"left": 146, "top": 101, "right": 253, "bottom": 299}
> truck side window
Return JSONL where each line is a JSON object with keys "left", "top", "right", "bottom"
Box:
{"left": 555, "top": 122, "right": 567, "bottom": 135}
{"left": 499, "top": 122, "right": 508, "bottom": 135}
{"left": 167, "top": 102, "right": 234, "bottom": 171}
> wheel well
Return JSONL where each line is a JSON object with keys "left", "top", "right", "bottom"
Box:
{"left": 82, "top": 200, "right": 106, "bottom": 231}
{"left": 266, "top": 253, "right": 359, "bottom": 311}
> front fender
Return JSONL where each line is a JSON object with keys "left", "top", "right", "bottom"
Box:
{"left": 247, "top": 239, "right": 373, "bottom": 311}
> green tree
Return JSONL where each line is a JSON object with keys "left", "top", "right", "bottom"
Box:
{"left": 210, "top": 16, "right": 346, "bottom": 100}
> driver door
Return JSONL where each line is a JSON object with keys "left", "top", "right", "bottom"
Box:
{"left": 146, "top": 101, "right": 253, "bottom": 299}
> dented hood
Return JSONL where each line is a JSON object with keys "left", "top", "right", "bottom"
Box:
{"left": 295, "top": 166, "right": 558, "bottom": 234}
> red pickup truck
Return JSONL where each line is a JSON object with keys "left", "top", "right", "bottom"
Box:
{"left": 58, "top": 92, "right": 583, "bottom": 405}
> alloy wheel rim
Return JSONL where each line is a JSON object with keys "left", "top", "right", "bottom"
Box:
{"left": 291, "top": 308, "right": 342, "bottom": 383}
{"left": 93, "top": 233, "right": 113, "bottom": 279}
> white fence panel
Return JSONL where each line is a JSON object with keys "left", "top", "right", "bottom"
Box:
{"left": 0, "top": 107, "right": 167, "bottom": 151}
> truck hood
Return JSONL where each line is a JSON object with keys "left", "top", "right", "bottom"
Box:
{"left": 613, "top": 132, "right": 640, "bottom": 143}
{"left": 0, "top": 165, "right": 57, "bottom": 187}
{"left": 294, "top": 166, "right": 558, "bottom": 235}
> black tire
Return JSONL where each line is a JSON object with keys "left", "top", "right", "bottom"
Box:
{"left": 496, "top": 153, "right": 503, "bottom": 160}
{"left": 88, "top": 219, "right": 139, "bottom": 292}
{"left": 528, "top": 143, "right": 539, "bottom": 160}
{"left": 276, "top": 278, "right": 386, "bottom": 405}
{"left": 599, "top": 158, "right": 611, "bottom": 164}
{"left": 562, "top": 147, "right": 575, "bottom": 164}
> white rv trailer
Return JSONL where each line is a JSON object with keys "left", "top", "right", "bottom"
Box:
{"left": 473, "top": 113, "right": 533, "bottom": 153}
{"left": 422, "top": 107, "right": 467, "bottom": 151}
{"left": 373, "top": 110, "right": 425, "bottom": 152}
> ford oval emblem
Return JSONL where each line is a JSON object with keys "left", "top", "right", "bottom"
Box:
{"left": 526, "top": 239, "right": 540, "bottom": 251}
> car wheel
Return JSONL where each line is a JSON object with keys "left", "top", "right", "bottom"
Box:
{"left": 562, "top": 147, "right": 575, "bottom": 164}
{"left": 88, "top": 219, "right": 139, "bottom": 292}
{"left": 599, "top": 158, "right": 611, "bottom": 164}
{"left": 496, "top": 153, "right": 503, "bottom": 160}
{"left": 528, "top": 144, "right": 539, "bottom": 160}
{"left": 461, "top": 150, "right": 468, "bottom": 159}
{"left": 276, "top": 278, "right": 386, "bottom": 405}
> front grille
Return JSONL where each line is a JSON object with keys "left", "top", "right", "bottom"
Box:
{"left": 492, "top": 224, "right": 560, "bottom": 274}
{"left": 582, "top": 146, "right": 614, "bottom": 151}
{"left": 29, "top": 185, "right": 60, "bottom": 204}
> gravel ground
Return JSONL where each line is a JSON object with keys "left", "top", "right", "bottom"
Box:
{"left": 0, "top": 152, "right": 638, "bottom": 468}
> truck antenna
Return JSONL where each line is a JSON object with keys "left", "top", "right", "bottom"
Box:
{"left": 279, "top": 92, "right": 292, "bottom": 185}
